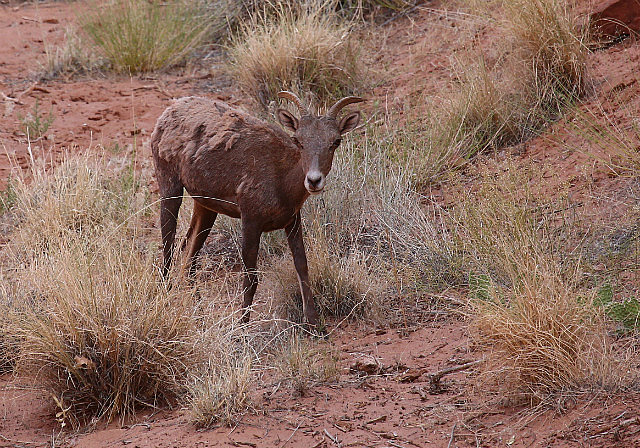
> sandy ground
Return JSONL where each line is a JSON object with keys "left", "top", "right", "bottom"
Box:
{"left": 1, "top": 0, "right": 640, "bottom": 447}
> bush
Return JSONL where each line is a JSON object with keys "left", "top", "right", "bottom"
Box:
{"left": 229, "top": 1, "right": 360, "bottom": 110}
{"left": 455, "top": 165, "right": 618, "bottom": 400}
{"left": 503, "top": 0, "right": 588, "bottom": 114}
{"left": 425, "top": 0, "right": 589, "bottom": 168}
{"left": 80, "top": 0, "right": 210, "bottom": 73}
{"left": 2, "top": 155, "right": 201, "bottom": 423}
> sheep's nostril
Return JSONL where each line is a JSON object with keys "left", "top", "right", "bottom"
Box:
{"left": 306, "top": 174, "right": 322, "bottom": 188}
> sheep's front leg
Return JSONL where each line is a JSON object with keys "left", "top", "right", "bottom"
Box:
{"left": 240, "top": 220, "right": 262, "bottom": 323}
{"left": 285, "top": 213, "right": 319, "bottom": 327}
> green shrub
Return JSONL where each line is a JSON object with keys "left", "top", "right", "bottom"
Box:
{"left": 80, "top": 0, "right": 210, "bottom": 73}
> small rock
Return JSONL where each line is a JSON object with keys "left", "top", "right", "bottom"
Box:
{"left": 350, "top": 356, "right": 382, "bottom": 375}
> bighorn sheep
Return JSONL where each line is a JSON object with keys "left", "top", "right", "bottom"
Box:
{"left": 151, "top": 92, "right": 364, "bottom": 326}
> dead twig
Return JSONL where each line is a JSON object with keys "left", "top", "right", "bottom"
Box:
{"left": 310, "top": 438, "right": 326, "bottom": 448}
{"left": 589, "top": 416, "right": 640, "bottom": 438}
{"left": 17, "top": 82, "right": 37, "bottom": 99}
{"left": 230, "top": 441, "right": 257, "bottom": 448}
{"left": 0, "top": 92, "right": 23, "bottom": 105}
{"left": 428, "top": 359, "right": 484, "bottom": 391}
{"left": 0, "top": 433, "right": 39, "bottom": 445}
{"left": 323, "top": 428, "right": 341, "bottom": 447}
{"left": 447, "top": 423, "right": 457, "bottom": 448}
{"left": 400, "top": 359, "right": 484, "bottom": 387}
{"left": 366, "top": 415, "right": 387, "bottom": 425}
{"left": 388, "top": 441, "right": 407, "bottom": 448}
{"left": 279, "top": 421, "right": 302, "bottom": 448}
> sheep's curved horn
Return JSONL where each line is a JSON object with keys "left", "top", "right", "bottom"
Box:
{"left": 327, "top": 96, "right": 365, "bottom": 119}
{"left": 277, "top": 91, "right": 309, "bottom": 115}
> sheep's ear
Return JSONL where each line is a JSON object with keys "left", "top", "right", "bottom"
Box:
{"left": 338, "top": 112, "right": 360, "bottom": 135}
{"left": 277, "top": 109, "right": 299, "bottom": 133}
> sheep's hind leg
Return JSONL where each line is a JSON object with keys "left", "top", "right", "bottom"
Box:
{"left": 181, "top": 201, "right": 218, "bottom": 276}
{"left": 159, "top": 184, "right": 184, "bottom": 278}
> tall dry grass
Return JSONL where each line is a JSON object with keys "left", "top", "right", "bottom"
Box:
{"left": 454, "top": 164, "right": 619, "bottom": 400}
{"left": 503, "top": 0, "right": 588, "bottom": 114}
{"left": 186, "top": 309, "right": 255, "bottom": 427}
{"left": 229, "top": 1, "right": 360, "bottom": 110}
{"left": 16, "top": 240, "right": 201, "bottom": 423}
{"left": 273, "top": 335, "right": 339, "bottom": 396}
{"left": 426, "top": 0, "right": 589, "bottom": 170}
{"left": 566, "top": 100, "right": 640, "bottom": 176}
{"left": 42, "top": 26, "right": 102, "bottom": 79}
{"left": 0, "top": 156, "right": 206, "bottom": 423}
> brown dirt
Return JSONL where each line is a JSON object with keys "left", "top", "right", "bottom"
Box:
{"left": 1, "top": 1, "right": 640, "bottom": 447}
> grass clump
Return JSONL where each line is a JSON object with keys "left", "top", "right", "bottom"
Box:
{"left": 16, "top": 241, "right": 200, "bottom": 423}
{"left": 428, "top": 60, "right": 526, "bottom": 172}
{"left": 271, "top": 241, "right": 380, "bottom": 322}
{"left": 503, "top": 0, "right": 588, "bottom": 114}
{"left": 274, "top": 335, "right": 339, "bottom": 396}
{"left": 564, "top": 98, "right": 640, "bottom": 176}
{"left": 187, "top": 353, "right": 253, "bottom": 427}
{"left": 338, "top": 0, "right": 417, "bottom": 18}
{"left": 0, "top": 293, "right": 17, "bottom": 373}
{"left": 18, "top": 99, "right": 54, "bottom": 140}
{"left": 424, "top": 0, "right": 588, "bottom": 169}
{"left": 80, "top": 0, "right": 210, "bottom": 73}
{"left": 42, "top": 26, "right": 102, "bottom": 79}
{"left": 8, "top": 155, "right": 142, "bottom": 260}
{"left": 455, "top": 165, "right": 617, "bottom": 400}
{"left": 229, "top": 1, "right": 360, "bottom": 111}
{"left": 2, "top": 155, "right": 201, "bottom": 423}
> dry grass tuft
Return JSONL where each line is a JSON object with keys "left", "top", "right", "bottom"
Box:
{"left": 273, "top": 335, "right": 339, "bottom": 396}
{"left": 455, "top": 165, "right": 619, "bottom": 400}
{"left": 0, "top": 293, "right": 18, "bottom": 373}
{"left": 566, "top": 100, "right": 640, "bottom": 176}
{"left": 429, "top": 59, "right": 526, "bottom": 168}
{"left": 42, "top": 26, "right": 102, "bottom": 79}
{"left": 271, "top": 241, "right": 381, "bottom": 322}
{"left": 7, "top": 156, "right": 143, "bottom": 261}
{"left": 16, "top": 240, "right": 200, "bottom": 424}
{"left": 187, "top": 353, "right": 253, "bottom": 427}
{"left": 80, "top": 0, "right": 210, "bottom": 73}
{"left": 2, "top": 155, "right": 202, "bottom": 423}
{"left": 228, "top": 1, "right": 360, "bottom": 110}
{"left": 425, "top": 0, "right": 589, "bottom": 170}
{"left": 503, "top": 0, "right": 589, "bottom": 114}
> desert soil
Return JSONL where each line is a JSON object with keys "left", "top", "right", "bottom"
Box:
{"left": 1, "top": 1, "right": 640, "bottom": 447}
